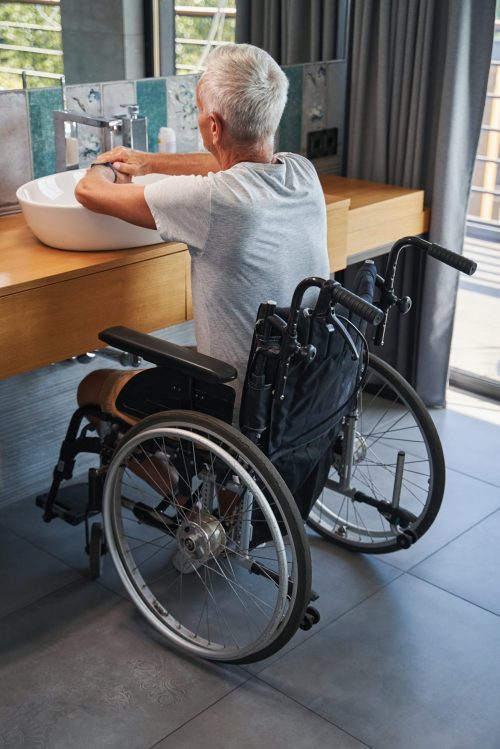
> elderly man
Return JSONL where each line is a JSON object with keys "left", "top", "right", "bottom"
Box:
{"left": 75, "top": 43, "right": 329, "bottom": 420}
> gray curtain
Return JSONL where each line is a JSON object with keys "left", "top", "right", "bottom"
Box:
{"left": 346, "top": 0, "right": 495, "bottom": 406}
{"left": 235, "top": 0, "right": 349, "bottom": 63}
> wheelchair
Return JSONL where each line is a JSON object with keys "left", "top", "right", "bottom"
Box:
{"left": 37, "top": 236, "right": 476, "bottom": 664}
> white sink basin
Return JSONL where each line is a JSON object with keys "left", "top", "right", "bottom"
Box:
{"left": 16, "top": 169, "right": 164, "bottom": 251}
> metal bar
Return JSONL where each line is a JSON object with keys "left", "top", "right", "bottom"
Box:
{"left": 175, "top": 5, "right": 236, "bottom": 17}
{"left": 449, "top": 368, "right": 500, "bottom": 403}
{"left": 0, "top": 42, "right": 63, "bottom": 56}
{"left": 175, "top": 63, "right": 205, "bottom": 70}
{"left": 470, "top": 186, "right": 500, "bottom": 196}
{"left": 0, "top": 65, "right": 63, "bottom": 79}
{"left": 0, "top": 21, "right": 61, "bottom": 31}
{"left": 7, "top": 0, "right": 59, "bottom": 4}
{"left": 175, "top": 37, "right": 232, "bottom": 46}
{"left": 475, "top": 155, "right": 500, "bottom": 164}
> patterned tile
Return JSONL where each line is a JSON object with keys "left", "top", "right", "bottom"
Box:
{"left": 136, "top": 77, "right": 168, "bottom": 153}
{"left": 279, "top": 65, "right": 304, "bottom": 154}
{"left": 166, "top": 74, "right": 200, "bottom": 153}
{"left": 65, "top": 83, "right": 102, "bottom": 114}
{"left": 0, "top": 90, "right": 32, "bottom": 213}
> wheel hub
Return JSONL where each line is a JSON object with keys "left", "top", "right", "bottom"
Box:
{"left": 353, "top": 432, "right": 367, "bottom": 463}
{"left": 176, "top": 513, "right": 226, "bottom": 564}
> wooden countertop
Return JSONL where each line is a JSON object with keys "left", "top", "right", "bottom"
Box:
{"left": 0, "top": 213, "right": 186, "bottom": 297}
{"left": 0, "top": 174, "right": 428, "bottom": 379}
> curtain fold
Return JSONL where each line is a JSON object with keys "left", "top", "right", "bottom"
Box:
{"left": 236, "top": 0, "right": 346, "bottom": 64}
{"left": 235, "top": 0, "right": 495, "bottom": 406}
{"left": 346, "top": 0, "right": 495, "bottom": 405}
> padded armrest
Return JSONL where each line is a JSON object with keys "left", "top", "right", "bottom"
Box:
{"left": 99, "top": 326, "right": 237, "bottom": 384}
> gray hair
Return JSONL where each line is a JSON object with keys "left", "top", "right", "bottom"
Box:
{"left": 199, "top": 44, "right": 289, "bottom": 143}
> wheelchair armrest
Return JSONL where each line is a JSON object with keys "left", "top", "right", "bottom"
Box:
{"left": 98, "top": 326, "right": 237, "bottom": 384}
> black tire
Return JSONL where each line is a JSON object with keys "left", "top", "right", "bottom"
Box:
{"left": 89, "top": 521, "right": 104, "bottom": 580}
{"left": 308, "top": 354, "right": 445, "bottom": 553}
{"left": 103, "top": 410, "right": 311, "bottom": 664}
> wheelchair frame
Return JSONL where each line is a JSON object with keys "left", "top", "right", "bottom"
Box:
{"left": 37, "top": 236, "right": 477, "bottom": 663}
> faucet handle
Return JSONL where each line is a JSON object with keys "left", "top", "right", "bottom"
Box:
{"left": 120, "top": 104, "right": 140, "bottom": 119}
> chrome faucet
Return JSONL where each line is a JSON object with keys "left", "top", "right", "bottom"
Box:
{"left": 118, "top": 104, "right": 148, "bottom": 151}
{"left": 54, "top": 104, "right": 148, "bottom": 172}
{"left": 53, "top": 110, "right": 122, "bottom": 172}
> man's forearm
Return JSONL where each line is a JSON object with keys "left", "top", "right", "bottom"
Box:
{"left": 147, "top": 151, "right": 220, "bottom": 176}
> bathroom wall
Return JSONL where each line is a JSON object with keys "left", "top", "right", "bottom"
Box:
{"left": 0, "top": 60, "right": 346, "bottom": 216}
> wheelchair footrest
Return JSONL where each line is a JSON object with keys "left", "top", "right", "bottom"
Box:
{"left": 36, "top": 483, "right": 91, "bottom": 526}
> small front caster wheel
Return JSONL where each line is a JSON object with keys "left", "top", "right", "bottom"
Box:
{"left": 89, "top": 521, "right": 105, "bottom": 580}
{"left": 300, "top": 606, "right": 320, "bottom": 631}
{"left": 396, "top": 528, "right": 418, "bottom": 549}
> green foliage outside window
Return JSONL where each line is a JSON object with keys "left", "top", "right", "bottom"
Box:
{"left": 0, "top": 2, "right": 62, "bottom": 89}
{"left": 175, "top": 0, "right": 236, "bottom": 74}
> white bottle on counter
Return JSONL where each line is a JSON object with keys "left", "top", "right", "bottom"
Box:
{"left": 157, "top": 127, "right": 176, "bottom": 153}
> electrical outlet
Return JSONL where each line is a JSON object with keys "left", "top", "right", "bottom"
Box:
{"left": 307, "top": 128, "right": 338, "bottom": 159}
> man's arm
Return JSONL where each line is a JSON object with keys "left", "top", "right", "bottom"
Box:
{"left": 74, "top": 164, "right": 156, "bottom": 228}
{"left": 94, "top": 147, "right": 220, "bottom": 178}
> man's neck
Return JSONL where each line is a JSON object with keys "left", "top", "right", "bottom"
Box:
{"left": 216, "top": 139, "right": 275, "bottom": 170}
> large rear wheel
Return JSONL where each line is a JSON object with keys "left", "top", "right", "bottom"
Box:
{"left": 103, "top": 411, "right": 311, "bottom": 663}
{"left": 308, "top": 354, "right": 445, "bottom": 553}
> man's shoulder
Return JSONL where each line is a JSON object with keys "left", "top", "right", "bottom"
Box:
{"left": 275, "top": 152, "right": 314, "bottom": 169}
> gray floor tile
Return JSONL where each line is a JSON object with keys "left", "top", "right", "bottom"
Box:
{"left": 411, "top": 507, "right": 500, "bottom": 616}
{"left": 244, "top": 527, "right": 402, "bottom": 674}
{"left": 0, "top": 526, "right": 82, "bottom": 618}
{"left": 430, "top": 389, "right": 500, "bottom": 487}
{"left": 373, "top": 466, "right": 500, "bottom": 572}
{"left": 0, "top": 491, "right": 130, "bottom": 597}
{"left": 0, "top": 580, "right": 246, "bottom": 749}
{"left": 257, "top": 574, "right": 500, "bottom": 749}
{"left": 156, "top": 677, "right": 370, "bottom": 748}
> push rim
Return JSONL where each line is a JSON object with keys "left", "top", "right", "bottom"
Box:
{"left": 103, "top": 414, "right": 309, "bottom": 662}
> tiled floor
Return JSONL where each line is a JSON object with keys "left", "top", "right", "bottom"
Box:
{"left": 1, "top": 388, "right": 499, "bottom": 749}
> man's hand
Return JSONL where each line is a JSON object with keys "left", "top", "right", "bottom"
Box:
{"left": 95, "top": 147, "right": 153, "bottom": 178}
{"left": 86, "top": 161, "right": 132, "bottom": 185}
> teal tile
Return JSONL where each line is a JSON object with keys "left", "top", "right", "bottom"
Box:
{"left": 28, "top": 87, "right": 63, "bottom": 177}
{"left": 279, "top": 65, "right": 303, "bottom": 154}
{"left": 137, "top": 77, "right": 167, "bottom": 153}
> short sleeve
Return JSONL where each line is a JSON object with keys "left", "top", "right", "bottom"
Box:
{"left": 143, "top": 174, "right": 211, "bottom": 251}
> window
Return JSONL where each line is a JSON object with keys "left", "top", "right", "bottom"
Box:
{"left": 0, "top": 0, "right": 62, "bottom": 89}
{"left": 175, "top": 1, "right": 236, "bottom": 75}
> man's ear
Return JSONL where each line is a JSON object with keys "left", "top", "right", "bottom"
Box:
{"left": 210, "top": 112, "right": 223, "bottom": 145}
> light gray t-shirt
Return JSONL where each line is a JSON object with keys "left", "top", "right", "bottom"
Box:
{"left": 144, "top": 152, "right": 329, "bottom": 412}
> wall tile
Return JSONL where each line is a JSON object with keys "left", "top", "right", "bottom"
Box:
{"left": 279, "top": 65, "right": 303, "bottom": 154}
{"left": 301, "top": 62, "right": 328, "bottom": 153}
{"left": 101, "top": 80, "right": 136, "bottom": 117}
{"left": 28, "top": 87, "right": 63, "bottom": 179}
{"left": 0, "top": 91, "right": 32, "bottom": 214}
{"left": 166, "top": 74, "right": 199, "bottom": 153}
{"left": 137, "top": 78, "right": 168, "bottom": 153}
{"left": 65, "top": 83, "right": 103, "bottom": 115}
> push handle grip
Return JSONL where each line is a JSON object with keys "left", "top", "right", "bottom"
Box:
{"left": 428, "top": 243, "right": 477, "bottom": 275}
{"left": 332, "top": 285, "right": 383, "bottom": 326}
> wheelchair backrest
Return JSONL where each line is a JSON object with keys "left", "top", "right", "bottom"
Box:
{"left": 239, "top": 261, "right": 377, "bottom": 518}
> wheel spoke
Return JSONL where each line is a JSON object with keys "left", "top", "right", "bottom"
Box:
{"left": 309, "top": 355, "right": 444, "bottom": 550}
